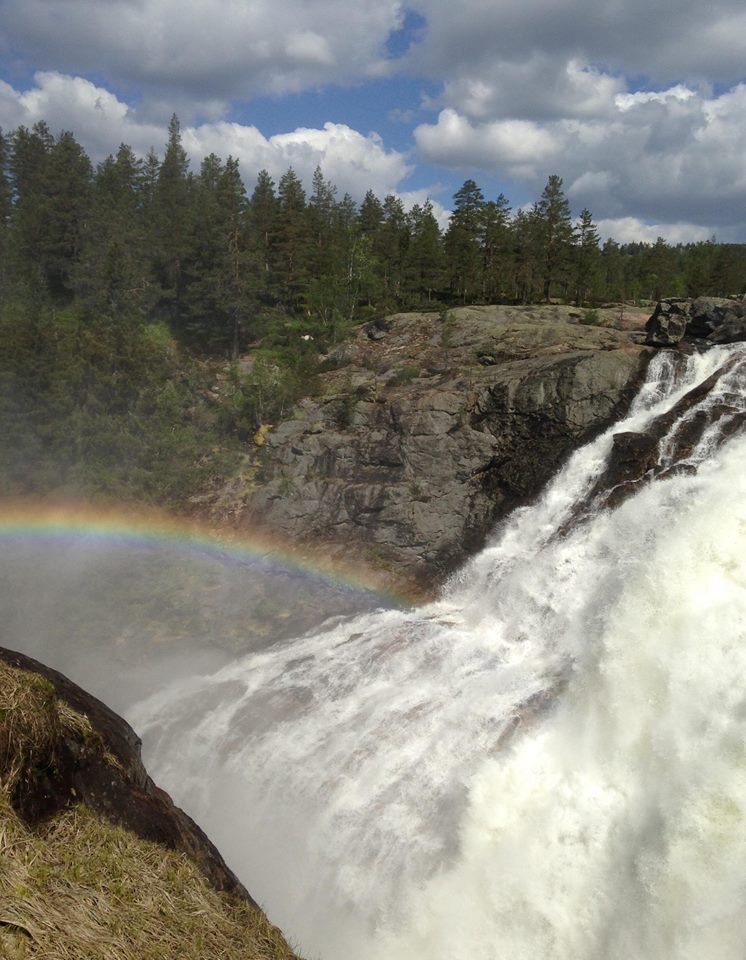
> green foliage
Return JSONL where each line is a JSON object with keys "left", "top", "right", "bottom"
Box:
{"left": 387, "top": 363, "right": 421, "bottom": 387}
{"left": 217, "top": 350, "right": 317, "bottom": 440}
{"left": 2, "top": 116, "right": 746, "bottom": 514}
{"left": 536, "top": 174, "right": 575, "bottom": 303}
{"left": 580, "top": 308, "right": 601, "bottom": 326}
{"left": 0, "top": 302, "right": 240, "bottom": 504}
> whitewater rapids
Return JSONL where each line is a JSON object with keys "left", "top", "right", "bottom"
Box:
{"left": 132, "top": 344, "right": 746, "bottom": 960}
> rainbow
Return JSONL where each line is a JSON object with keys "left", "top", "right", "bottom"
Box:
{"left": 0, "top": 500, "right": 414, "bottom": 607}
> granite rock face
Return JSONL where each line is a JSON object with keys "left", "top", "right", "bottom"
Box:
{"left": 232, "top": 307, "right": 650, "bottom": 592}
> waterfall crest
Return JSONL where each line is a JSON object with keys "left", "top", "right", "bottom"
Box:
{"left": 132, "top": 344, "right": 746, "bottom": 960}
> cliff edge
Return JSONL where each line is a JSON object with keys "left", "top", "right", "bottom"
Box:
{"left": 0, "top": 647, "right": 299, "bottom": 960}
{"left": 218, "top": 305, "right": 651, "bottom": 594}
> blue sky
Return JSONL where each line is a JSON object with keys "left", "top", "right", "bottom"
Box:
{"left": 1, "top": 0, "right": 746, "bottom": 241}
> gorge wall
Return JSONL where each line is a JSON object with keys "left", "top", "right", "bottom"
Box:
{"left": 219, "top": 305, "right": 652, "bottom": 593}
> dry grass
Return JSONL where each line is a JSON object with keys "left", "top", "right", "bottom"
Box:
{"left": 0, "top": 663, "right": 299, "bottom": 960}
{"left": 0, "top": 666, "right": 58, "bottom": 798}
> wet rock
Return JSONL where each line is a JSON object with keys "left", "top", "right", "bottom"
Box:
{"left": 567, "top": 351, "right": 746, "bottom": 521}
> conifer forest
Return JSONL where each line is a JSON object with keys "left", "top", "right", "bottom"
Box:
{"left": 2, "top": 115, "right": 745, "bottom": 505}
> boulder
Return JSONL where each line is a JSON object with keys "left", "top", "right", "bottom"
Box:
{"left": 645, "top": 299, "right": 690, "bottom": 346}
{"left": 689, "top": 296, "right": 746, "bottom": 343}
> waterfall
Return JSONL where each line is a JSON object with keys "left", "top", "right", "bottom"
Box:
{"left": 131, "top": 343, "right": 746, "bottom": 960}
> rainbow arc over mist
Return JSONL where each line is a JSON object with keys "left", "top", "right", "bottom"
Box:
{"left": 0, "top": 501, "right": 411, "bottom": 606}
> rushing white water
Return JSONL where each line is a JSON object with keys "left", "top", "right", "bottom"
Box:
{"left": 132, "top": 344, "right": 746, "bottom": 960}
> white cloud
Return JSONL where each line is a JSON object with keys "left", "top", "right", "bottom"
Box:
{"left": 436, "top": 57, "right": 626, "bottom": 123}
{"left": 4, "top": 0, "right": 746, "bottom": 238}
{"left": 186, "top": 120, "right": 412, "bottom": 198}
{"left": 0, "top": 72, "right": 165, "bottom": 157}
{"left": 615, "top": 85, "right": 696, "bottom": 112}
{"left": 415, "top": 109, "right": 557, "bottom": 172}
{"left": 596, "top": 217, "right": 714, "bottom": 245}
{"left": 415, "top": 82, "right": 746, "bottom": 235}
{"left": 0, "top": 72, "right": 412, "bottom": 201}
{"left": 0, "top": 0, "right": 404, "bottom": 109}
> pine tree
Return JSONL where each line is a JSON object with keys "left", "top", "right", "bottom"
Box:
{"left": 248, "top": 169, "right": 278, "bottom": 293}
{"left": 357, "top": 190, "right": 385, "bottom": 303}
{"left": 153, "top": 115, "right": 193, "bottom": 317}
{"left": 307, "top": 165, "right": 337, "bottom": 273}
{"left": 307, "top": 174, "right": 360, "bottom": 339}
{"left": 0, "top": 130, "right": 12, "bottom": 297}
{"left": 9, "top": 123, "right": 54, "bottom": 297}
{"left": 184, "top": 154, "right": 251, "bottom": 354}
{"left": 536, "top": 174, "right": 574, "bottom": 302}
{"left": 573, "top": 208, "right": 601, "bottom": 306}
{"left": 404, "top": 200, "right": 444, "bottom": 302}
{"left": 274, "top": 167, "right": 310, "bottom": 311}
{"left": 644, "top": 237, "right": 679, "bottom": 300}
{"left": 482, "top": 193, "right": 512, "bottom": 301}
{"left": 445, "top": 179, "right": 485, "bottom": 302}
{"left": 684, "top": 240, "right": 715, "bottom": 297}
{"left": 378, "top": 194, "right": 409, "bottom": 304}
{"left": 75, "top": 143, "right": 152, "bottom": 315}
{"left": 359, "top": 190, "right": 384, "bottom": 238}
{"left": 29, "top": 130, "right": 92, "bottom": 299}
{"left": 512, "top": 207, "right": 543, "bottom": 304}
{"left": 600, "top": 238, "right": 624, "bottom": 301}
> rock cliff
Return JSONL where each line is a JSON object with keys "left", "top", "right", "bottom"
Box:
{"left": 225, "top": 306, "right": 651, "bottom": 594}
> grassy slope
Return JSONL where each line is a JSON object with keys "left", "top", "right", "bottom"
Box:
{"left": 0, "top": 662, "right": 299, "bottom": 960}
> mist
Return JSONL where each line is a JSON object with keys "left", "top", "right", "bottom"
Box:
{"left": 0, "top": 535, "right": 395, "bottom": 715}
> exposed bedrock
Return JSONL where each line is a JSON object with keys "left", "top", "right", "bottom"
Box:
{"left": 227, "top": 307, "right": 652, "bottom": 592}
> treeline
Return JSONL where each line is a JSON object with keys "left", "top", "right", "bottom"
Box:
{"left": 2, "top": 116, "right": 745, "bottom": 361}
{"left": 2, "top": 114, "right": 746, "bottom": 504}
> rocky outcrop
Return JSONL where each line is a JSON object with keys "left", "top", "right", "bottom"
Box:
{"left": 688, "top": 296, "right": 746, "bottom": 342}
{"left": 230, "top": 306, "right": 651, "bottom": 592}
{"left": 646, "top": 296, "right": 746, "bottom": 346}
{"left": 645, "top": 299, "right": 690, "bottom": 345}
{"left": 0, "top": 646, "right": 252, "bottom": 901}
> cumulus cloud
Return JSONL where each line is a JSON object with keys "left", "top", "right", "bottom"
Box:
{"left": 415, "top": 82, "right": 746, "bottom": 234}
{"left": 408, "top": 0, "right": 746, "bottom": 98}
{"left": 0, "top": 72, "right": 412, "bottom": 201}
{"left": 185, "top": 120, "right": 412, "bottom": 198}
{"left": 0, "top": 0, "right": 403, "bottom": 109}
{"left": 432, "top": 58, "right": 626, "bottom": 124}
{"left": 4, "top": 0, "right": 746, "bottom": 238}
{"left": 0, "top": 72, "right": 165, "bottom": 156}
{"left": 415, "top": 109, "right": 557, "bottom": 172}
